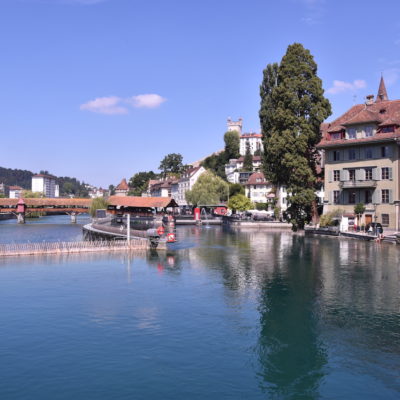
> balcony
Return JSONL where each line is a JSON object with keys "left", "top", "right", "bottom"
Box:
{"left": 339, "top": 180, "right": 377, "bottom": 189}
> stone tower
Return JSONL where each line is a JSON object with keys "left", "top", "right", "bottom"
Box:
{"left": 227, "top": 117, "right": 243, "bottom": 135}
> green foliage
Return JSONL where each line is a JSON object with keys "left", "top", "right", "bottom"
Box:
{"left": 274, "top": 206, "right": 281, "bottom": 220}
{"left": 243, "top": 142, "right": 253, "bottom": 172}
{"left": 229, "top": 183, "right": 244, "bottom": 197}
{"left": 224, "top": 131, "right": 240, "bottom": 160}
{"left": 129, "top": 171, "right": 157, "bottom": 196}
{"left": 0, "top": 166, "right": 33, "bottom": 189}
{"left": 255, "top": 202, "right": 267, "bottom": 211}
{"left": 89, "top": 197, "right": 109, "bottom": 218}
{"left": 0, "top": 193, "right": 5, "bottom": 198}
{"left": 109, "top": 185, "right": 116, "bottom": 196}
{"left": 259, "top": 43, "right": 332, "bottom": 230}
{"left": 354, "top": 203, "right": 366, "bottom": 216}
{"left": 228, "top": 194, "right": 254, "bottom": 212}
{"left": 319, "top": 208, "right": 344, "bottom": 227}
{"left": 159, "top": 153, "right": 184, "bottom": 177}
{"left": 254, "top": 148, "right": 262, "bottom": 156}
{"left": 201, "top": 152, "right": 228, "bottom": 179}
{"left": 185, "top": 171, "right": 228, "bottom": 206}
{"left": 22, "top": 190, "right": 43, "bottom": 198}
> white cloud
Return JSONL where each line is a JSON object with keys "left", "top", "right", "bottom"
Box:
{"left": 80, "top": 93, "right": 166, "bottom": 115}
{"left": 80, "top": 96, "right": 128, "bottom": 115}
{"left": 128, "top": 94, "right": 167, "bottom": 109}
{"left": 326, "top": 79, "right": 367, "bottom": 95}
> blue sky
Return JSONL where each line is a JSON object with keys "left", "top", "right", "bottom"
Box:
{"left": 1, "top": 0, "right": 400, "bottom": 187}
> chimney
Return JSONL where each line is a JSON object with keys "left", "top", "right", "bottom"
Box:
{"left": 365, "top": 94, "right": 374, "bottom": 105}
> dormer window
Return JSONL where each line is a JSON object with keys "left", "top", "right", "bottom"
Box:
{"left": 330, "top": 132, "right": 342, "bottom": 140}
{"left": 347, "top": 128, "right": 356, "bottom": 139}
{"left": 381, "top": 126, "right": 395, "bottom": 133}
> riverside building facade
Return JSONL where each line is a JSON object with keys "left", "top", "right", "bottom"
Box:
{"left": 318, "top": 78, "right": 400, "bottom": 230}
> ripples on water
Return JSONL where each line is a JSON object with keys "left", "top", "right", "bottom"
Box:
{"left": 0, "top": 217, "right": 399, "bottom": 399}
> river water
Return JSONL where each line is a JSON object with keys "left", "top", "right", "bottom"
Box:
{"left": 0, "top": 216, "right": 399, "bottom": 399}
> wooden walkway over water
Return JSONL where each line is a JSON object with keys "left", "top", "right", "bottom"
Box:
{"left": 0, "top": 239, "right": 149, "bottom": 257}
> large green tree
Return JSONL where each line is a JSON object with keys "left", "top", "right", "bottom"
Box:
{"left": 243, "top": 142, "right": 253, "bottom": 172}
{"left": 228, "top": 194, "right": 254, "bottom": 212}
{"left": 159, "top": 153, "right": 183, "bottom": 177}
{"left": 185, "top": 171, "right": 228, "bottom": 206}
{"left": 224, "top": 131, "right": 240, "bottom": 160}
{"left": 129, "top": 171, "right": 157, "bottom": 196}
{"left": 259, "top": 43, "right": 331, "bottom": 230}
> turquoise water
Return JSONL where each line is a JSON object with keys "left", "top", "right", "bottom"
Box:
{"left": 0, "top": 217, "right": 399, "bottom": 399}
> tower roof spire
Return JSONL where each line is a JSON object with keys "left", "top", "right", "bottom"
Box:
{"left": 375, "top": 76, "right": 389, "bottom": 102}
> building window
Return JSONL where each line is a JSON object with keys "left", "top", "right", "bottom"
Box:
{"left": 381, "top": 126, "right": 394, "bottom": 133}
{"left": 330, "top": 132, "right": 341, "bottom": 140}
{"left": 381, "top": 167, "right": 390, "bottom": 180}
{"left": 381, "top": 146, "right": 390, "bottom": 157}
{"left": 349, "top": 169, "right": 356, "bottom": 181}
{"left": 382, "top": 189, "right": 389, "bottom": 204}
{"left": 382, "top": 214, "right": 390, "bottom": 226}
{"left": 333, "top": 190, "right": 340, "bottom": 204}
{"left": 365, "top": 148, "right": 373, "bottom": 159}
{"left": 347, "top": 128, "right": 356, "bottom": 139}
{"left": 365, "top": 190, "right": 372, "bottom": 204}
{"left": 348, "top": 149, "right": 356, "bottom": 160}
{"left": 365, "top": 168, "right": 372, "bottom": 180}
{"left": 365, "top": 126, "right": 374, "bottom": 137}
{"left": 333, "top": 170, "right": 340, "bottom": 181}
{"left": 349, "top": 191, "right": 356, "bottom": 204}
{"left": 333, "top": 150, "right": 340, "bottom": 161}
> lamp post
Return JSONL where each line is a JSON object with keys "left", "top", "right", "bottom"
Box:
{"left": 373, "top": 202, "right": 378, "bottom": 236}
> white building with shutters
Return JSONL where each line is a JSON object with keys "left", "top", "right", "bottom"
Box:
{"left": 318, "top": 77, "right": 400, "bottom": 230}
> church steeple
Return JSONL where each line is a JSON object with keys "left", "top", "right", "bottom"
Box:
{"left": 375, "top": 76, "right": 389, "bottom": 102}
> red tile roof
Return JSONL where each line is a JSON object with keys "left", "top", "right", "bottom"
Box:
{"left": 0, "top": 198, "right": 92, "bottom": 207}
{"left": 116, "top": 178, "right": 129, "bottom": 191}
{"left": 237, "top": 155, "right": 262, "bottom": 162}
{"left": 245, "top": 172, "right": 268, "bottom": 185}
{"left": 240, "top": 133, "right": 262, "bottom": 138}
{"left": 318, "top": 90, "right": 400, "bottom": 149}
{"left": 8, "top": 186, "right": 23, "bottom": 190}
{"left": 108, "top": 196, "right": 178, "bottom": 208}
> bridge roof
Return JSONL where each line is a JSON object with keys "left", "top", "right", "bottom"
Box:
{"left": 0, "top": 198, "right": 92, "bottom": 207}
{"left": 108, "top": 196, "right": 178, "bottom": 208}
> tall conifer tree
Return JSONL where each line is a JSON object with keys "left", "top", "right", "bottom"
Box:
{"left": 259, "top": 43, "right": 331, "bottom": 230}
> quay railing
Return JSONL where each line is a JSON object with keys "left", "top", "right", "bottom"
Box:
{"left": 0, "top": 239, "right": 149, "bottom": 257}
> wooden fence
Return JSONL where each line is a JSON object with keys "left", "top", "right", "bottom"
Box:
{"left": 0, "top": 239, "right": 149, "bottom": 257}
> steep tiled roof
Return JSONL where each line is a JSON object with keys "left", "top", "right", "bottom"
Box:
{"left": 318, "top": 97, "right": 400, "bottom": 148}
{"left": 8, "top": 186, "right": 23, "bottom": 190}
{"left": 245, "top": 172, "right": 268, "bottom": 186}
{"left": 237, "top": 155, "right": 262, "bottom": 162}
{"left": 116, "top": 178, "right": 129, "bottom": 191}
{"left": 0, "top": 198, "right": 92, "bottom": 207}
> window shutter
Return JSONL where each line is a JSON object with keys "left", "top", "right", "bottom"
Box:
{"left": 389, "top": 189, "right": 393, "bottom": 204}
{"left": 341, "top": 191, "right": 347, "bottom": 204}
{"left": 327, "top": 151, "right": 333, "bottom": 162}
{"left": 360, "top": 168, "right": 366, "bottom": 180}
{"left": 374, "top": 146, "right": 380, "bottom": 159}
{"left": 355, "top": 169, "right": 362, "bottom": 181}
{"left": 388, "top": 146, "right": 393, "bottom": 158}
{"left": 329, "top": 191, "right": 333, "bottom": 204}
{"left": 372, "top": 189, "right": 380, "bottom": 204}
{"left": 340, "top": 170, "right": 346, "bottom": 181}
{"left": 372, "top": 168, "right": 379, "bottom": 180}
{"left": 359, "top": 147, "right": 365, "bottom": 159}
{"left": 389, "top": 167, "right": 393, "bottom": 180}
{"left": 341, "top": 149, "right": 347, "bottom": 161}
{"left": 329, "top": 171, "right": 333, "bottom": 182}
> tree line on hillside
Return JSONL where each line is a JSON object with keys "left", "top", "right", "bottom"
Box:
{"left": 0, "top": 166, "right": 89, "bottom": 197}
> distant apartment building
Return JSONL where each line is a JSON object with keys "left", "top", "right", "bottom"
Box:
{"left": 32, "top": 174, "right": 58, "bottom": 198}
{"left": 318, "top": 77, "right": 400, "bottom": 230}
{"left": 240, "top": 133, "right": 263, "bottom": 156}
{"left": 115, "top": 178, "right": 129, "bottom": 197}
{"left": 225, "top": 156, "right": 263, "bottom": 184}
{"left": 148, "top": 178, "right": 176, "bottom": 198}
{"left": 9, "top": 186, "right": 23, "bottom": 199}
{"left": 88, "top": 187, "right": 106, "bottom": 198}
{"left": 244, "top": 172, "right": 288, "bottom": 211}
{"left": 176, "top": 166, "right": 206, "bottom": 206}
